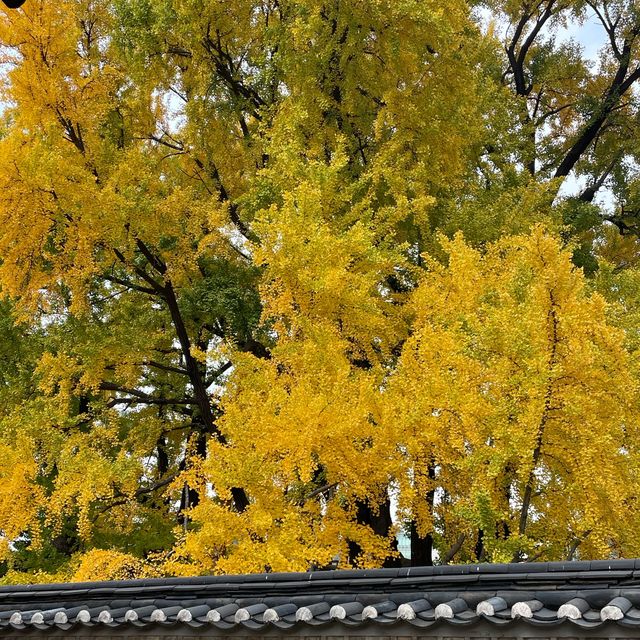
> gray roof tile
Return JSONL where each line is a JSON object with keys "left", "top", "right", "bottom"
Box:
{"left": 2, "top": 560, "right": 640, "bottom": 632}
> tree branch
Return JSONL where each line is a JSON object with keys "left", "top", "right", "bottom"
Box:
{"left": 579, "top": 154, "right": 620, "bottom": 202}
{"left": 206, "top": 360, "right": 233, "bottom": 387}
{"left": 144, "top": 360, "right": 189, "bottom": 376}
{"left": 442, "top": 533, "right": 466, "bottom": 564}
{"left": 201, "top": 26, "right": 265, "bottom": 119}
{"left": 515, "top": 291, "right": 559, "bottom": 556}
{"left": 566, "top": 529, "right": 592, "bottom": 560}
{"left": 113, "top": 247, "right": 165, "bottom": 294}
{"left": 103, "top": 273, "right": 158, "bottom": 296}
{"left": 554, "top": 25, "right": 640, "bottom": 180}
{"left": 92, "top": 473, "right": 178, "bottom": 520}
{"left": 100, "top": 381, "right": 194, "bottom": 407}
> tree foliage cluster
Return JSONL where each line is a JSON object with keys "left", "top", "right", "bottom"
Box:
{"left": 0, "top": 0, "right": 639, "bottom": 579}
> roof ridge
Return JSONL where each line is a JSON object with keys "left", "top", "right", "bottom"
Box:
{"left": 0, "top": 559, "right": 638, "bottom": 597}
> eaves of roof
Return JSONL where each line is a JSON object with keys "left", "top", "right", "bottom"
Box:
{"left": 2, "top": 559, "right": 640, "bottom": 634}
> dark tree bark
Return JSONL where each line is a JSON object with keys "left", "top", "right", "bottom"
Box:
{"left": 347, "top": 496, "right": 401, "bottom": 568}
{"left": 409, "top": 463, "right": 436, "bottom": 566}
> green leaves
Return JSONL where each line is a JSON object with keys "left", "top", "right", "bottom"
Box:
{"left": 181, "top": 258, "right": 263, "bottom": 345}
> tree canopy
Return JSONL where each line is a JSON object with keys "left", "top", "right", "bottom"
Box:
{"left": 0, "top": 0, "right": 639, "bottom": 580}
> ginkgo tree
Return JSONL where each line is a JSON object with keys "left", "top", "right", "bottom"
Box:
{"left": 387, "top": 228, "right": 640, "bottom": 564}
{"left": 0, "top": 0, "right": 639, "bottom": 580}
{"left": 169, "top": 223, "right": 640, "bottom": 572}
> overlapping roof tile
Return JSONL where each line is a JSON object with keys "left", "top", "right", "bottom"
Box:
{"left": 2, "top": 560, "right": 640, "bottom": 632}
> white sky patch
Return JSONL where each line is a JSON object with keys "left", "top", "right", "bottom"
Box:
{"left": 159, "top": 88, "right": 187, "bottom": 135}
{"left": 556, "top": 9, "right": 606, "bottom": 65}
{"left": 557, "top": 171, "right": 616, "bottom": 213}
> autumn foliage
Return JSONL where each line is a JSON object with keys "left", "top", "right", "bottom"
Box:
{"left": 0, "top": 0, "right": 639, "bottom": 580}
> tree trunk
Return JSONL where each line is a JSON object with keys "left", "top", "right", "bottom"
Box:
{"left": 347, "top": 495, "right": 401, "bottom": 568}
{"left": 410, "top": 521, "right": 433, "bottom": 566}
{"left": 409, "top": 462, "right": 436, "bottom": 566}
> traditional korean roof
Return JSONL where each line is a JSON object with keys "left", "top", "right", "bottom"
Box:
{"left": 3, "top": 560, "right": 640, "bottom": 634}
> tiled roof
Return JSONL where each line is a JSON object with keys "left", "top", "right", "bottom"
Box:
{"left": 3, "top": 560, "right": 640, "bottom": 632}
